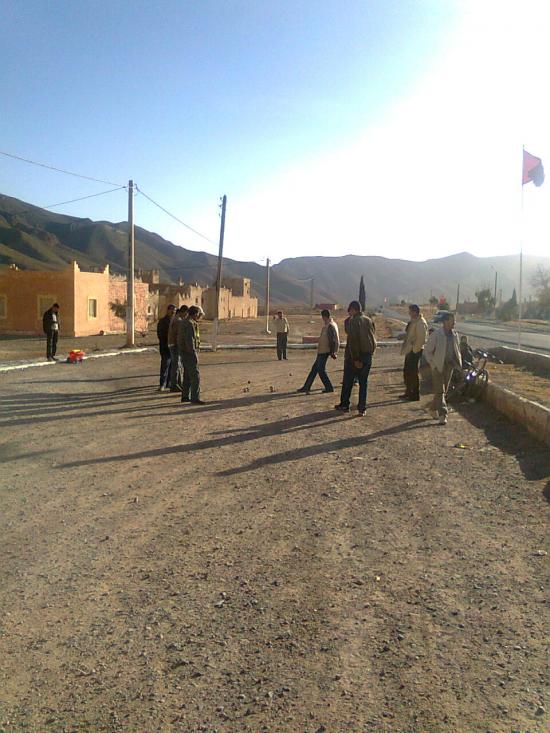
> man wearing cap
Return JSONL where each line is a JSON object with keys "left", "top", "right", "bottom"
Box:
{"left": 43, "top": 302, "right": 60, "bottom": 362}
{"left": 178, "top": 305, "right": 205, "bottom": 405}
{"left": 157, "top": 304, "right": 175, "bottom": 391}
{"left": 274, "top": 310, "right": 290, "bottom": 360}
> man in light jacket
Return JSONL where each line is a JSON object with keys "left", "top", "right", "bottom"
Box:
{"left": 273, "top": 310, "right": 290, "bottom": 360}
{"left": 423, "top": 312, "right": 461, "bottom": 425}
{"left": 297, "top": 309, "right": 340, "bottom": 394}
{"left": 335, "top": 300, "right": 376, "bottom": 416}
{"left": 399, "top": 304, "right": 428, "bottom": 401}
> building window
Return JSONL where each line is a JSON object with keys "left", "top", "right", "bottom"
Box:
{"left": 88, "top": 298, "right": 98, "bottom": 318}
{"left": 38, "top": 295, "right": 57, "bottom": 319}
{"left": 0, "top": 295, "right": 6, "bottom": 319}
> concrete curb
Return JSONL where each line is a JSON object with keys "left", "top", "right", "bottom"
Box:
{"left": 491, "top": 346, "right": 550, "bottom": 374}
{"left": 0, "top": 341, "right": 399, "bottom": 373}
{"left": 484, "top": 381, "right": 550, "bottom": 448}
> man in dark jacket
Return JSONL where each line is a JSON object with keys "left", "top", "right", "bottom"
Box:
{"left": 335, "top": 300, "right": 376, "bottom": 416}
{"left": 42, "top": 302, "right": 60, "bottom": 361}
{"left": 178, "top": 305, "right": 205, "bottom": 404}
{"left": 157, "top": 304, "right": 175, "bottom": 391}
{"left": 297, "top": 309, "right": 340, "bottom": 393}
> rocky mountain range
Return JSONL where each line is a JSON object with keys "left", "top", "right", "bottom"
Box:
{"left": 1, "top": 192, "right": 548, "bottom": 306}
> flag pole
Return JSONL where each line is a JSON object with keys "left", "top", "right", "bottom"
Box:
{"left": 518, "top": 146, "right": 524, "bottom": 350}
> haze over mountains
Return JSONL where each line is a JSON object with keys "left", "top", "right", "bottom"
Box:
{"left": 1, "top": 193, "right": 548, "bottom": 307}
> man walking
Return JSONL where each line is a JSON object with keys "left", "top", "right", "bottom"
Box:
{"left": 167, "top": 305, "right": 188, "bottom": 392}
{"left": 274, "top": 310, "right": 290, "bottom": 360}
{"left": 424, "top": 312, "right": 462, "bottom": 425}
{"left": 157, "top": 304, "right": 175, "bottom": 391}
{"left": 335, "top": 301, "right": 376, "bottom": 416}
{"left": 42, "top": 302, "right": 60, "bottom": 362}
{"left": 297, "top": 309, "right": 339, "bottom": 393}
{"left": 178, "top": 305, "right": 205, "bottom": 405}
{"left": 399, "top": 304, "right": 428, "bottom": 401}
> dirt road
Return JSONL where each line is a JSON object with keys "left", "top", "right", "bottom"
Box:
{"left": 0, "top": 348, "right": 548, "bottom": 732}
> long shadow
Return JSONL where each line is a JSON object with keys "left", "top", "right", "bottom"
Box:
{"left": 58, "top": 409, "right": 345, "bottom": 468}
{"left": 217, "top": 418, "right": 429, "bottom": 476}
{"left": 59, "top": 415, "right": 428, "bottom": 470}
{"left": 544, "top": 482, "right": 550, "bottom": 505}
{"left": 20, "top": 374, "right": 157, "bottom": 384}
{"left": 456, "top": 400, "right": 550, "bottom": 482}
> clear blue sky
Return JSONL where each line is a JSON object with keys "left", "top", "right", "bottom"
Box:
{"left": 2, "top": 1, "right": 550, "bottom": 264}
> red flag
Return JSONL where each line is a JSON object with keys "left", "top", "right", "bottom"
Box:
{"left": 523, "top": 149, "right": 544, "bottom": 186}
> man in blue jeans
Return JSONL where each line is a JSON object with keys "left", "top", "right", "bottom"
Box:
{"left": 335, "top": 300, "right": 377, "bottom": 416}
{"left": 297, "top": 309, "right": 340, "bottom": 393}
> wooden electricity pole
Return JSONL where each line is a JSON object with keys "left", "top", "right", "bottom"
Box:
{"left": 126, "top": 179, "right": 135, "bottom": 347}
{"left": 211, "top": 195, "right": 227, "bottom": 352}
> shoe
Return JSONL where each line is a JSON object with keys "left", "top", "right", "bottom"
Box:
{"left": 335, "top": 404, "right": 350, "bottom": 412}
{"left": 190, "top": 399, "right": 206, "bottom": 405}
{"left": 357, "top": 409, "right": 366, "bottom": 417}
{"left": 438, "top": 414, "right": 448, "bottom": 425}
{"left": 427, "top": 408, "right": 438, "bottom": 419}
{"left": 322, "top": 389, "right": 334, "bottom": 394}
{"left": 398, "top": 393, "right": 409, "bottom": 400}
{"left": 181, "top": 396, "right": 190, "bottom": 403}
{"left": 296, "top": 387, "right": 309, "bottom": 393}
{"left": 408, "top": 395, "right": 420, "bottom": 402}
{"left": 157, "top": 386, "right": 164, "bottom": 392}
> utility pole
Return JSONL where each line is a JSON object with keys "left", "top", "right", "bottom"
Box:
{"left": 493, "top": 270, "right": 498, "bottom": 316}
{"left": 455, "top": 282, "right": 460, "bottom": 315}
{"left": 126, "top": 180, "right": 135, "bottom": 347}
{"left": 264, "top": 258, "right": 271, "bottom": 333}
{"left": 310, "top": 278, "right": 314, "bottom": 312}
{"left": 211, "top": 195, "right": 227, "bottom": 352}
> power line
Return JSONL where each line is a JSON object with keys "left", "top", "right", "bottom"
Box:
{"left": 136, "top": 186, "right": 216, "bottom": 246}
{"left": 0, "top": 150, "right": 124, "bottom": 187}
{"left": 6, "top": 187, "right": 126, "bottom": 217}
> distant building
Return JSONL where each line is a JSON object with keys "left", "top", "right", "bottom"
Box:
{"left": 0, "top": 261, "right": 148, "bottom": 336}
{"left": 137, "top": 270, "right": 202, "bottom": 321}
{"left": 202, "top": 278, "right": 258, "bottom": 319}
{"left": 314, "top": 303, "right": 341, "bottom": 312}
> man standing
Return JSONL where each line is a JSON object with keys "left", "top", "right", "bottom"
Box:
{"left": 399, "top": 304, "right": 428, "bottom": 401}
{"left": 424, "top": 312, "right": 462, "bottom": 425}
{"left": 335, "top": 301, "right": 376, "bottom": 416}
{"left": 274, "top": 310, "right": 290, "bottom": 360}
{"left": 178, "top": 305, "right": 205, "bottom": 405}
{"left": 297, "top": 309, "right": 339, "bottom": 393}
{"left": 157, "top": 304, "right": 175, "bottom": 391}
{"left": 42, "top": 302, "right": 60, "bottom": 362}
{"left": 167, "top": 305, "right": 188, "bottom": 392}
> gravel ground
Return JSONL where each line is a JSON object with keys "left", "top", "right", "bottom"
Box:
{"left": 0, "top": 348, "right": 548, "bottom": 732}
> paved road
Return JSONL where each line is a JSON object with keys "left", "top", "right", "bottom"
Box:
{"left": 384, "top": 309, "right": 550, "bottom": 354}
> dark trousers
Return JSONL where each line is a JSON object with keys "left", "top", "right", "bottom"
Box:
{"left": 340, "top": 352, "right": 372, "bottom": 411}
{"left": 403, "top": 350, "right": 422, "bottom": 399}
{"left": 159, "top": 345, "right": 171, "bottom": 387}
{"left": 276, "top": 333, "right": 288, "bottom": 360}
{"left": 46, "top": 331, "right": 58, "bottom": 360}
{"left": 181, "top": 353, "right": 200, "bottom": 402}
{"left": 302, "top": 353, "right": 333, "bottom": 391}
{"left": 169, "top": 345, "right": 181, "bottom": 389}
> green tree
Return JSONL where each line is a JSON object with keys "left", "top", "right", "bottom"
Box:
{"left": 358, "top": 275, "right": 366, "bottom": 311}
{"left": 429, "top": 295, "right": 438, "bottom": 306}
{"left": 532, "top": 266, "right": 550, "bottom": 309}
{"left": 497, "top": 289, "right": 518, "bottom": 321}
{"left": 475, "top": 288, "right": 496, "bottom": 313}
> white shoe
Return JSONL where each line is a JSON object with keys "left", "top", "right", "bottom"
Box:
{"left": 438, "top": 414, "right": 448, "bottom": 425}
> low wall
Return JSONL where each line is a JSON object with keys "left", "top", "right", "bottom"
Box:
{"left": 484, "top": 381, "right": 550, "bottom": 448}
{"left": 491, "top": 346, "right": 550, "bottom": 375}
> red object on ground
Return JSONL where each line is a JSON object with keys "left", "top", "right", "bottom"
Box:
{"left": 67, "top": 350, "right": 85, "bottom": 363}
